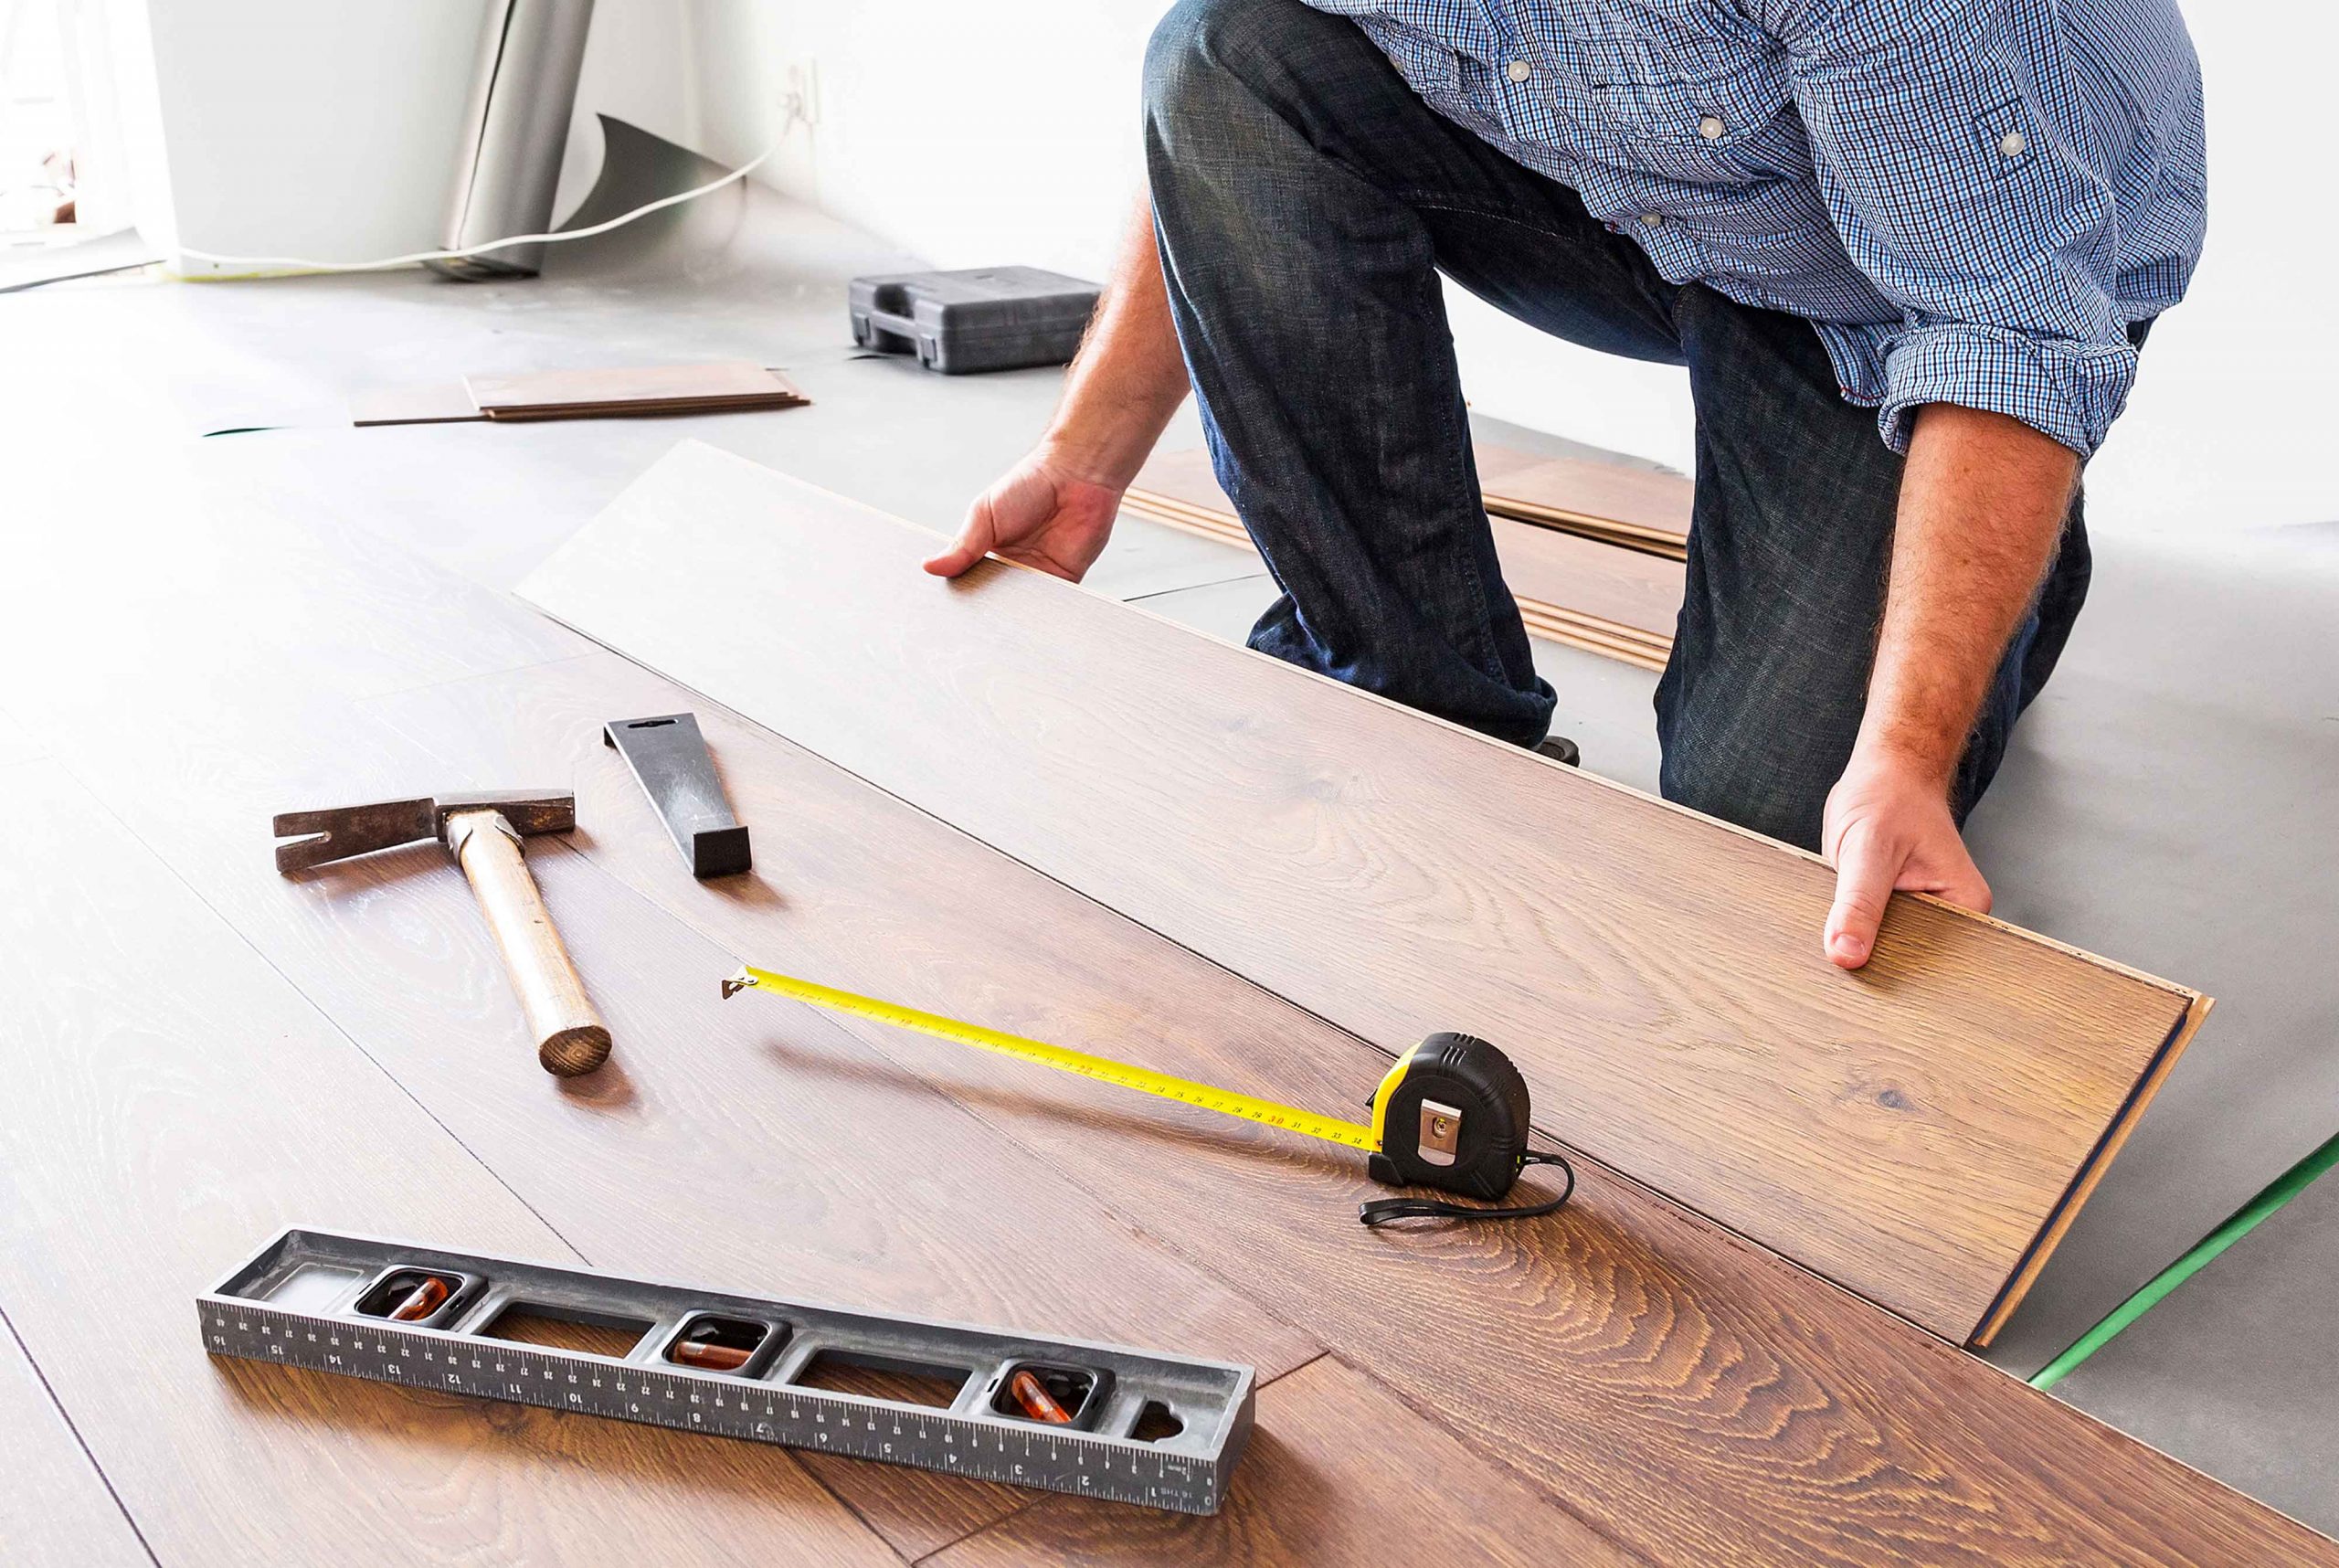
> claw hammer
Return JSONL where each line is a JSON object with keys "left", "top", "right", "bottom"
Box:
{"left": 271, "top": 789, "right": 612, "bottom": 1076}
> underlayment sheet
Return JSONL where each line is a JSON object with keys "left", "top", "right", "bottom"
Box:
{"left": 2049, "top": 1139, "right": 2339, "bottom": 1537}
{"left": 1967, "top": 523, "right": 2339, "bottom": 1372}
{"left": 0, "top": 227, "right": 159, "bottom": 293}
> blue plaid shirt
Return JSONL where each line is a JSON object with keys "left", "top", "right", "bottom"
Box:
{"left": 1307, "top": 0, "right": 2206, "bottom": 457}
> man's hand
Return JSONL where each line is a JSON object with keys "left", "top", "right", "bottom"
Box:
{"left": 1816, "top": 402, "right": 2076, "bottom": 970}
{"left": 1819, "top": 750, "right": 1992, "bottom": 969}
{"left": 924, "top": 450, "right": 1126, "bottom": 582}
{"left": 929, "top": 195, "right": 1194, "bottom": 583}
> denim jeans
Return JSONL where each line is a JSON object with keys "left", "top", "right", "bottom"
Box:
{"left": 1142, "top": 0, "right": 2108, "bottom": 852}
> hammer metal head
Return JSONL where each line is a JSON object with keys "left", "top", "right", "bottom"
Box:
{"left": 272, "top": 789, "right": 575, "bottom": 874}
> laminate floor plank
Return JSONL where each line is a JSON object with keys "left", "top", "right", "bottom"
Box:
{"left": 1125, "top": 448, "right": 1686, "bottom": 662}
{"left": 0, "top": 703, "right": 45, "bottom": 768}
{"left": 27, "top": 684, "right": 1321, "bottom": 1563}
{"left": 0, "top": 429, "right": 587, "bottom": 734}
{"left": 0, "top": 761, "right": 899, "bottom": 1568}
{"left": 372, "top": 649, "right": 2330, "bottom": 1566}
{"left": 0, "top": 1309, "right": 152, "bottom": 1568}
{"left": 1488, "top": 515, "right": 1685, "bottom": 641}
{"left": 1472, "top": 443, "right": 1694, "bottom": 553}
{"left": 926, "top": 1357, "right": 1650, "bottom": 1568}
{"left": 515, "top": 442, "right": 2202, "bottom": 1346}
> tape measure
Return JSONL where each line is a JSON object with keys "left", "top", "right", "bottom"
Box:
{"left": 722, "top": 964, "right": 1574, "bottom": 1225}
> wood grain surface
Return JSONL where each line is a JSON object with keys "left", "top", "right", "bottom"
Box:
{"left": 379, "top": 650, "right": 2332, "bottom": 1567}
{"left": 1119, "top": 493, "right": 1678, "bottom": 669}
{"left": 0, "top": 1310, "right": 150, "bottom": 1568}
{"left": 1472, "top": 443, "right": 1693, "bottom": 556}
{"left": 18, "top": 682, "right": 1318, "bottom": 1563}
{"left": 3, "top": 414, "right": 2307, "bottom": 1563}
{"left": 518, "top": 441, "right": 2202, "bottom": 1346}
{"left": 927, "top": 1358, "right": 1649, "bottom": 1567}
{"left": 0, "top": 433, "right": 1326, "bottom": 1563}
{"left": 0, "top": 762, "right": 900, "bottom": 1568}
{"left": 1135, "top": 442, "right": 1693, "bottom": 559}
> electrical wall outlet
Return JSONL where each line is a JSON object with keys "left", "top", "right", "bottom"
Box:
{"left": 778, "top": 59, "right": 820, "bottom": 135}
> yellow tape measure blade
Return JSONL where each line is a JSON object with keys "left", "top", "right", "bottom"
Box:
{"left": 727, "top": 964, "right": 1377, "bottom": 1153}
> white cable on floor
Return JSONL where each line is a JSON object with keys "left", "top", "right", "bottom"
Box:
{"left": 175, "top": 143, "right": 777, "bottom": 274}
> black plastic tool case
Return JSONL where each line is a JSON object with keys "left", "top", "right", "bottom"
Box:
{"left": 849, "top": 267, "right": 1101, "bottom": 374}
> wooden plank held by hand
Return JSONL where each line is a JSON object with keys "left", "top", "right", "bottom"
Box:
{"left": 519, "top": 441, "right": 2208, "bottom": 1348}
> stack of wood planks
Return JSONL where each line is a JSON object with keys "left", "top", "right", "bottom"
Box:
{"left": 1474, "top": 444, "right": 1692, "bottom": 560}
{"left": 1120, "top": 444, "right": 1688, "bottom": 672}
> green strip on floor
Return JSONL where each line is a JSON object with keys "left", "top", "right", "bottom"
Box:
{"left": 2031, "top": 1127, "right": 2339, "bottom": 1392}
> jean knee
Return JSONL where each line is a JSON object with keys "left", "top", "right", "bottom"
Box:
{"left": 1659, "top": 741, "right": 1831, "bottom": 852}
{"left": 1144, "top": 0, "right": 1239, "bottom": 135}
{"left": 1146, "top": 0, "right": 1328, "bottom": 149}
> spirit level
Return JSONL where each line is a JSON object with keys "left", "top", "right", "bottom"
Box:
{"left": 722, "top": 964, "right": 1574, "bottom": 1224}
{"left": 202, "top": 1228, "right": 1254, "bottom": 1513}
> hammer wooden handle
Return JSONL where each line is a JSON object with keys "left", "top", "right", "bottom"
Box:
{"left": 448, "top": 809, "right": 611, "bottom": 1076}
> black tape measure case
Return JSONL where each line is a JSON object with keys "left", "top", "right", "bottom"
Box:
{"left": 1360, "top": 1033, "right": 1573, "bottom": 1226}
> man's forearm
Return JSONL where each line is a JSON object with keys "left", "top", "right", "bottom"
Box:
{"left": 1857, "top": 404, "right": 2081, "bottom": 785}
{"left": 1042, "top": 199, "right": 1193, "bottom": 488}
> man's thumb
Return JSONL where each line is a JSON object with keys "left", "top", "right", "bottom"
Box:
{"left": 1824, "top": 822, "right": 1900, "bottom": 970}
{"left": 923, "top": 504, "right": 997, "bottom": 578}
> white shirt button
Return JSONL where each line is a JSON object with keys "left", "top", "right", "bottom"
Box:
{"left": 1998, "top": 130, "right": 2026, "bottom": 157}
{"left": 1698, "top": 115, "right": 1725, "bottom": 140}
{"left": 1505, "top": 58, "right": 1533, "bottom": 82}
{"left": 1639, "top": 212, "right": 1664, "bottom": 227}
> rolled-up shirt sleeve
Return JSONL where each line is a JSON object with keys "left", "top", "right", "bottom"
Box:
{"left": 1773, "top": 0, "right": 2139, "bottom": 457}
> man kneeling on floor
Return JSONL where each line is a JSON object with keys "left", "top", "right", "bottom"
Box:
{"left": 927, "top": 0, "right": 2204, "bottom": 971}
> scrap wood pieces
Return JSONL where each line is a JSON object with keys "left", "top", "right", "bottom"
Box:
{"left": 350, "top": 360, "right": 809, "bottom": 428}
{"left": 1119, "top": 446, "right": 1684, "bottom": 673}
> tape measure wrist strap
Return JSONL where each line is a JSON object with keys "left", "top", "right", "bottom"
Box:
{"left": 1357, "top": 1150, "right": 1577, "bottom": 1227}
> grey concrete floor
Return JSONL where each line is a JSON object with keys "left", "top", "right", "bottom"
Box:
{"left": 8, "top": 123, "right": 2337, "bottom": 1528}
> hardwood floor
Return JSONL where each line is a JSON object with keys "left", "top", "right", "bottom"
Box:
{"left": 0, "top": 764, "right": 900, "bottom": 1568}
{"left": 1, "top": 402, "right": 2318, "bottom": 1562}
{"left": 11, "top": 680, "right": 1321, "bottom": 1563}
{"left": 926, "top": 1358, "right": 1649, "bottom": 1568}
{"left": 372, "top": 648, "right": 2330, "bottom": 1566}
{"left": 0, "top": 1307, "right": 149, "bottom": 1568}
{"left": 516, "top": 441, "right": 2202, "bottom": 1347}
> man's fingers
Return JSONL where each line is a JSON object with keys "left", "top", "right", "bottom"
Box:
{"left": 1934, "top": 863, "right": 1993, "bottom": 916}
{"left": 1824, "top": 822, "right": 1902, "bottom": 971}
{"left": 922, "top": 503, "right": 998, "bottom": 577}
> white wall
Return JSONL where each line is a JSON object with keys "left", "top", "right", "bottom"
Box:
{"left": 689, "top": 0, "right": 2335, "bottom": 534}
{"left": 684, "top": 0, "right": 1155, "bottom": 281}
